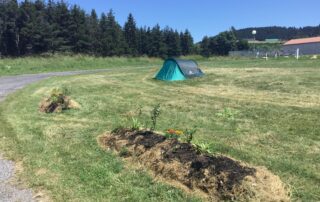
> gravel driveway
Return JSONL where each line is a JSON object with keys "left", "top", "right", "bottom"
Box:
{"left": 0, "top": 68, "right": 123, "bottom": 201}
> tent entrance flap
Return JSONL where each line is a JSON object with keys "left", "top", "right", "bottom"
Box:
{"left": 155, "top": 60, "right": 186, "bottom": 81}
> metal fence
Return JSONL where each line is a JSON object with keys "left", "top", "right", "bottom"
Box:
{"left": 229, "top": 50, "right": 281, "bottom": 58}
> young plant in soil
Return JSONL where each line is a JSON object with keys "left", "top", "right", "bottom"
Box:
{"left": 150, "top": 103, "right": 161, "bottom": 131}
{"left": 131, "top": 117, "right": 143, "bottom": 130}
{"left": 183, "top": 128, "right": 197, "bottom": 144}
{"left": 194, "top": 143, "right": 213, "bottom": 154}
{"left": 124, "top": 105, "right": 145, "bottom": 130}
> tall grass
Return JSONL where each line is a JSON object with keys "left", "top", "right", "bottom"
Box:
{"left": 0, "top": 55, "right": 162, "bottom": 76}
{"left": 1, "top": 54, "right": 319, "bottom": 76}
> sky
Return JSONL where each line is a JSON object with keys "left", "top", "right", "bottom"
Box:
{"left": 22, "top": 0, "right": 320, "bottom": 42}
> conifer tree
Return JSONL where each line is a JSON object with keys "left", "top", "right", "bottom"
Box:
{"left": 0, "top": 2, "right": 4, "bottom": 55}
{"left": 1, "top": 0, "right": 19, "bottom": 56}
{"left": 163, "top": 27, "right": 181, "bottom": 57}
{"left": 148, "top": 24, "right": 167, "bottom": 58}
{"left": 124, "top": 13, "right": 138, "bottom": 55}
{"left": 54, "top": 1, "right": 72, "bottom": 52}
{"left": 69, "top": 5, "right": 90, "bottom": 53}
{"left": 0, "top": 0, "right": 197, "bottom": 57}
{"left": 200, "top": 36, "right": 210, "bottom": 57}
{"left": 100, "top": 10, "right": 125, "bottom": 56}
{"left": 32, "top": 0, "right": 51, "bottom": 53}
{"left": 16, "top": 0, "right": 33, "bottom": 55}
{"left": 180, "top": 29, "right": 194, "bottom": 55}
{"left": 88, "top": 9, "right": 100, "bottom": 54}
{"left": 46, "top": 0, "right": 58, "bottom": 53}
{"left": 137, "top": 27, "right": 148, "bottom": 55}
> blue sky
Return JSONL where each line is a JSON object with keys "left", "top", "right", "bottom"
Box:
{"left": 21, "top": 0, "right": 320, "bottom": 42}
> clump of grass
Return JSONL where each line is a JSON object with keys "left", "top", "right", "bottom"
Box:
{"left": 39, "top": 87, "right": 70, "bottom": 113}
{"left": 194, "top": 143, "right": 213, "bottom": 154}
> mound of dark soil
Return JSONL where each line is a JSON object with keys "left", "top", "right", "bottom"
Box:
{"left": 39, "top": 96, "right": 80, "bottom": 113}
{"left": 99, "top": 129, "right": 289, "bottom": 201}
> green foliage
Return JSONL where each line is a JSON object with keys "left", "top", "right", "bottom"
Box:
{"left": 235, "top": 25, "right": 320, "bottom": 41}
{"left": 194, "top": 143, "right": 213, "bottom": 154}
{"left": 180, "top": 29, "right": 194, "bottom": 55}
{"left": 163, "top": 27, "right": 181, "bottom": 57}
{"left": 237, "top": 39, "right": 250, "bottom": 50}
{"left": 183, "top": 128, "right": 197, "bottom": 144}
{"left": 150, "top": 103, "right": 161, "bottom": 131}
{"left": 148, "top": 24, "right": 167, "bottom": 58}
{"left": 0, "top": 1, "right": 195, "bottom": 57}
{"left": 99, "top": 10, "right": 126, "bottom": 56}
{"left": 131, "top": 117, "right": 143, "bottom": 130}
{"left": 125, "top": 105, "right": 145, "bottom": 130}
{"left": 200, "top": 36, "right": 211, "bottom": 57}
{"left": 200, "top": 29, "right": 249, "bottom": 56}
{"left": 69, "top": 5, "right": 90, "bottom": 53}
{"left": 88, "top": 9, "right": 100, "bottom": 54}
{"left": 124, "top": 13, "right": 138, "bottom": 55}
{"left": 216, "top": 107, "right": 238, "bottom": 121}
{"left": 49, "top": 87, "right": 69, "bottom": 107}
{"left": 0, "top": 0, "right": 19, "bottom": 56}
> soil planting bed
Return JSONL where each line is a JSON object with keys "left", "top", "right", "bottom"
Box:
{"left": 99, "top": 128, "right": 289, "bottom": 201}
{"left": 39, "top": 96, "right": 80, "bottom": 113}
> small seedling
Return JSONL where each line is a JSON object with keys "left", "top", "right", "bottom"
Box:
{"left": 195, "top": 143, "right": 212, "bottom": 154}
{"left": 150, "top": 104, "right": 161, "bottom": 131}
{"left": 183, "top": 128, "right": 197, "bottom": 144}
{"left": 131, "top": 117, "right": 143, "bottom": 130}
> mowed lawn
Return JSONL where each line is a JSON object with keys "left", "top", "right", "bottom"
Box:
{"left": 0, "top": 57, "right": 319, "bottom": 201}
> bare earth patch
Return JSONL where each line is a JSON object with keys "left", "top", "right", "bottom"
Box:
{"left": 98, "top": 129, "right": 290, "bottom": 201}
{"left": 39, "top": 96, "right": 80, "bottom": 113}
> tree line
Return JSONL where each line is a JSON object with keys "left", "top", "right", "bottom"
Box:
{"left": 199, "top": 28, "right": 249, "bottom": 57}
{"left": 235, "top": 26, "right": 320, "bottom": 41}
{"left": 0, "top": 0, "right": 253, "bottom": 58}
{"left": 0, "top": 0, "right": 195, "bottom": 57}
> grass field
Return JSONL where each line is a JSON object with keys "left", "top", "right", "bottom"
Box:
{"left": 0, "top": 55, "right": 162, "bottom": 76}
{"left": 0, "top": 56, "right": 319, "bottom": 201}
{"left": 1, "top": 54, "right": 320, "bottom": 76}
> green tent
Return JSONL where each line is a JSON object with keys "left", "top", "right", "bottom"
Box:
{"left": 155, "top": 58, "right": 204, "bottom": 81}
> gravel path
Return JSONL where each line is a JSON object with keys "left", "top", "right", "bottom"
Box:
{"left": 0, "top": 68, "right": 131, "bottom": 201}
{"left": 0, "top": 155, "right": 34, "bottom": 202}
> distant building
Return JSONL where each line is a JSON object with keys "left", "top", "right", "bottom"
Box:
{"left": 282, "top": 36, "right": 320, "bottom": 55}
{"left": 264, "top": 39, "right": 281, "bottom": 43}
{"left": 247, "top": 39, "right": 281, "bottom": 44}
